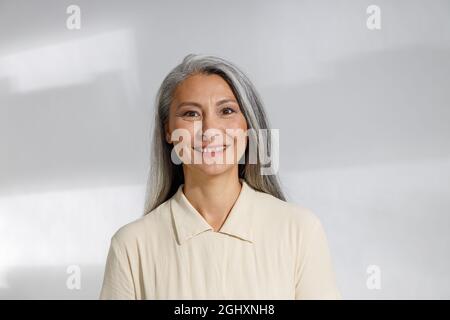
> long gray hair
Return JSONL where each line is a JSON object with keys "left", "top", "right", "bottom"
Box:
{"left": 143, "top": 54, "right": 286, "bottom": 214}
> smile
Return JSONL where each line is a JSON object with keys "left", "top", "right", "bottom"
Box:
{"left": 193, "top": 145, "right": 230, "bottom": 154}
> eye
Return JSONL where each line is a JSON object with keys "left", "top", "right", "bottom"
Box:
{"left": 183, "top": 110, "right": 200, "bottom": 118}
{"left": 222, "top": 107, "right": 236, "bottom": 115}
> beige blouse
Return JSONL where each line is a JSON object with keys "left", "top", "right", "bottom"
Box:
{"left": 100, "top": 179, "right": 341, "bottom": 299}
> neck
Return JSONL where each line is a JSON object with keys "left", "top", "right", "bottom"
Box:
{"left": 181, "top": 166, "right": 242, "bottom": 232}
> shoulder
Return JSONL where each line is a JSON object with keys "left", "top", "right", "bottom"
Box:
{"left": 110, "top": 200, "right": 172, "bottom": 250}
{"left": 252, "top": 189, "right": 321, "bottom": 233}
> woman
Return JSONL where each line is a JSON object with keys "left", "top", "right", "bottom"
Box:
{"left": 100, "top": 54, "right": 341, "bottom": 299}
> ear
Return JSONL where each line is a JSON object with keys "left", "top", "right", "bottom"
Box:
{"left": 164, "top": 123, "right": 171, "bottom": 144}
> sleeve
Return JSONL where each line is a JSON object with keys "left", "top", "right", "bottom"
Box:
{"left": 295, "top": 217, "right": 342, "bottom": 300}
{"left": 99, "top": 236, "right": 136, "bottom": 300}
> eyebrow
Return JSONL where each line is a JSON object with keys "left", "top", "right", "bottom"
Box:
{"left": 176, "top": 98, "right": 238, "bottom": 109}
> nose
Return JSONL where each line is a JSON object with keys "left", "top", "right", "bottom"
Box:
{"left": 199, "top": 113, "right": 224, "bottom": 145}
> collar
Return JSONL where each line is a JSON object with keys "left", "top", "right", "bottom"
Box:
{"left": 170, "top": 178, "right": 256, "bottom": 245}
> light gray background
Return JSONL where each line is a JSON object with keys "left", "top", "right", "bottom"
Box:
{"left": 1, "top": 0, "right": 449, "bottom": 299}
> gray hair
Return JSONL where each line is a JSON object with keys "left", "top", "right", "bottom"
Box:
{"left": 143, "top": 54, "right": 286, "bottom": 214}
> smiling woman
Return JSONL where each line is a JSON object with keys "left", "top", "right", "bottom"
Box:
{"left": 167, "top": 73, "right": 249, "bottom": 178}
{"left": 99, "top": 54, "right": 341, "bottom": 300}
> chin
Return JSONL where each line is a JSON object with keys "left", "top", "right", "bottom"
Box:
{"left": 191, "top": 163, "right": 235, "bottom": 177}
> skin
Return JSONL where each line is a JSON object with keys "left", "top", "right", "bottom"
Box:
{"left": 165, "top": 73, "right": 248, "bottom": 231}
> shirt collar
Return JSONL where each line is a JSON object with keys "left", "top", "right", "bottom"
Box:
{"left": 170, "top": 178, "right": 256, "bottom": 245}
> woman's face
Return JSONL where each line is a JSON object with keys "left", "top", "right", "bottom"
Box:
{"left": 166, "top": 73, "right": 248, "bottom": 177}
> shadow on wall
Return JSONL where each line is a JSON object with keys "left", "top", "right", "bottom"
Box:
{"left": 0, "top": 265, "right": 104, "bottom": 299}
{"left": 263, "top": 45, "right": 450, "bottom": 172}
{"left": 0, "top": 29, "right": 148, "bottom": 196}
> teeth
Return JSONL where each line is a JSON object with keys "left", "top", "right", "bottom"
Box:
{"left": 195, "top": 146, "right": 227, "bottom": 153}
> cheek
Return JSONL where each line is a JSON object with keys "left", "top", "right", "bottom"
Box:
{"left": 169, "top": 118, "right": 194, "bottom": 138}
{"left": 235, "top": 113, "right": 248, "bottom": 128}
{"left": 169, "top": 116, "right": 186, "bottom": 131}
{"left": 226, "top": 115, "right": 248, "bottom": 155}
{"left": 224, "top": 114, "right": 248, "bottom": 132}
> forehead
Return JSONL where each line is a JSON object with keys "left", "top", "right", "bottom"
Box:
{"left": 172, "top": 73, "right": 236, "bottom": 102}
